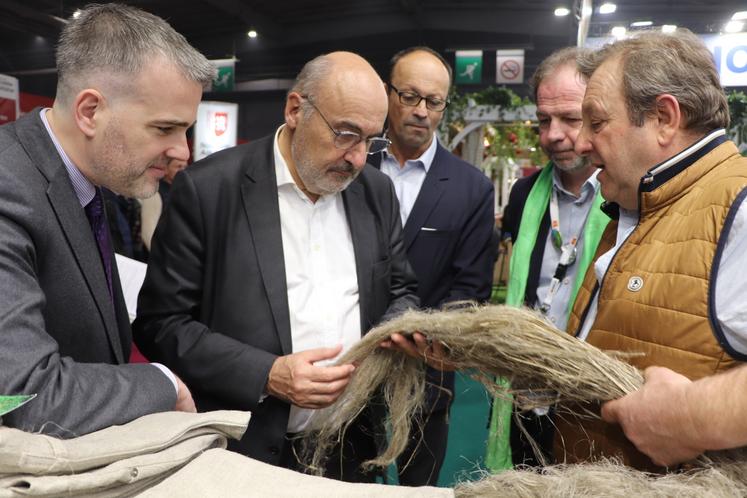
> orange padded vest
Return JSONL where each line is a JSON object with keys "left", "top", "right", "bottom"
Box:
{"left": 558, "top": 135, "right": 747, "bottom": 470}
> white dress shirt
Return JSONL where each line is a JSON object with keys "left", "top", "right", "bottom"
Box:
{"left": 273, "top": 126, "right": 361, "bottom": 432}
{"left": 380, "top": 134, "right": 438, "bottom": 226}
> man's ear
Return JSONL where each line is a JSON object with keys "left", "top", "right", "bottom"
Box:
{"left": 654, "top": 94, "right": 682, "bottom": 147}
{"left": 284, "top": 92, "right": 304, "bottom": 130}
{"left": 73, "top": 89, "right": 106, "bottom": 138}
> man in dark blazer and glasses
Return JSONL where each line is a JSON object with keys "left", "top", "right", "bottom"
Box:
{"left": 369, "top": 47, "right": 497, "bottom": 485}
{"left": 134, "top": 51, "right": 420, "bottom": 481}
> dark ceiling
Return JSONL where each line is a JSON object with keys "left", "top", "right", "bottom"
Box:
{"left": 1, "top": 0, "right": 745, "bottom": 98}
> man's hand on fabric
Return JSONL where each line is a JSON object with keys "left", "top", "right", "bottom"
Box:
{"left": 266, "top": 345, "right": 355, "bottom": 409}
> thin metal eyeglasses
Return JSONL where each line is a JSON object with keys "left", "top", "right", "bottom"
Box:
{"left": 300, "top": 96, "right": 390, "bottom": 154}
{"left": 387, "top": 83, "right": 449, "bottom": 112}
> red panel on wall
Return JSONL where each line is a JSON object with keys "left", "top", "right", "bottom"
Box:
{"left": 0, "top": 98, "right": 17, "bottom": 125}
{"left": 20, "top": 92, "right": 54, "bottom": 114}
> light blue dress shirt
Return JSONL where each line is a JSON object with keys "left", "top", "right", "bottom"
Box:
{"left": 379, "top": 134, "right": 438, "bottom": 226}
{"left": 535, "top": 168, "right": 599, "bottom": 331}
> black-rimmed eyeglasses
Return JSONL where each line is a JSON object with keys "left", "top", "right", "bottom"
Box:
{"left": 388, "top": 83, "right": 449, "bottom": 112}
{"left": 301, "top": 96, "right": 390, "bottom": 155}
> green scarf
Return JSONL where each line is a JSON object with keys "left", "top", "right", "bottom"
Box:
{"left": 506, "top": 163, "right": 608, "bottom": 313}
{"left": 485, "top": 164, "right": 609, "bottom": 471}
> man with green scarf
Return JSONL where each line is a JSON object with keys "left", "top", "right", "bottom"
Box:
{"left": 486, "top": 47, "right": 610, "bottom": 470}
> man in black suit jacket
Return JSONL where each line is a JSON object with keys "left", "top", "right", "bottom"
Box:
{"left": 370, "top": 47, "right": 496, "bottom": 485}
{"left": 133, "top": 52, "right": 419, "bottom": 481}
{"left": 0, "top": 4, "right": 212, "bottom": 437}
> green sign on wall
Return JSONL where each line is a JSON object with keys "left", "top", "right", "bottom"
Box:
{"left": 455, "top": 50, "right": 483, "bottom": 85}
{"left": 211, "top": 59, "right": 236, "bottom": 92}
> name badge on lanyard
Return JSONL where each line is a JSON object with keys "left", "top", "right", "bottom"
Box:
{"left": 539, "top": 187, "right": 586, "bottom": 315}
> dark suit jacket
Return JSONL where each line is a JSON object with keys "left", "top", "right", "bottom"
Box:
{"left": 0, "top": 110, "right": 175, "bottom": 436}
{"left": 370, "top": 143, "right": 497, "bottom": 410}
{"left": 501, "top": 169, "right": 547, "bottom": 307}
{"left": 133, "top": 134, "right": 419, "bottom": 465}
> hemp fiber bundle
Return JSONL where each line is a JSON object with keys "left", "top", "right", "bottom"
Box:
{"left": 452, "top": 457, "right": 747, "bottom": 498}
{"left": 301, "top": 305, "right": 645, "bottom": 474}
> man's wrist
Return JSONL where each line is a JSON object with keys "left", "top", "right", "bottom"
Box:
{"left": 151, "top": 363, "right": 179, "bottom": 395}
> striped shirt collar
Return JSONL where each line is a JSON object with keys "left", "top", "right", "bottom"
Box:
{"left": 39, "top": 108, "right": 96, "bottom": 208}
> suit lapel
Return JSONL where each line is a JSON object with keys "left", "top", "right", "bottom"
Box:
{"left": 342, "top": 181, "right": 375, "bottom": 334}
{"left": 240, "top": 138, "right": 293, "bottom": 355}
{"left": 403, "top": 146, "right": 449, "bottom": 251}
{"left": 16, "top": 111, "right": 126, "bottom": 363}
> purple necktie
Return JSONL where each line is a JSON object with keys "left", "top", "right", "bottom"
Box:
{"left": 84, "top": 188, "right": 114, "bottom": 300}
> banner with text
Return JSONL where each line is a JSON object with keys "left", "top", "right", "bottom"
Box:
{"left": 701, "top": 33, "right": 747, "bottom": 87}
{"left": 495, "top": 50, "right": 525, "bottom": 85}
{"left": 0, "top": 74, "right": 20, "bottom": 125}
{"left": 455, "top": 50, "right": 483, "bottom": 85}
{"left": 193, "top": 101, "right": 239, "bottom": 161}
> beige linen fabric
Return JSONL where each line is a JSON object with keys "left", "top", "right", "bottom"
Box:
{"left": 0, "top": 434, "right": 223, "bottom": 497}
{"left": 142, "top": 448, "right": 455, "bottom": 498}
{"left": 0, "top": 410, "right": 250, "bottom": 497}
{"left": 138, "top": 193, "right": 162, "bottom": 251}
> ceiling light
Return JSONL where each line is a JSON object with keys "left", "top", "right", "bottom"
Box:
{"left": 73, "top": 10, "right": 82, "bottom": 19}
{"left": 247, "top": 29, "right": 258, "bottom": 38}
{"left": 554, "top": 7, "right": 570, "bottom": 17}
{"left": 630, "top": 20, "right": 652, "bottom": 27}
{"left": 599, "top": 3, "right": 617, "bottom": 14}
{"left": 725, "top": 21, "right": 745, "bottom": 33}
{"left": 611, "top": 26, "right": 626, "bottom": 39}
{"left": 662, "top": 25, "right": 677, "bottom": 33}
{"left": 732, "top": 11, "right": 747, "bottom": 21}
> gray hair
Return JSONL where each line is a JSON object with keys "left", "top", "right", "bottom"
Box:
{"left": 56, "top": 3, "right": 216, "bottom": 104}
{"left": 577, "top": 29, "right": 729, "bottom": 132}
{"left": 530, "top": 46, "right": 590, "bottom": 101}
{"left": 289, "top": 54, "right": 335, "bottom": 117}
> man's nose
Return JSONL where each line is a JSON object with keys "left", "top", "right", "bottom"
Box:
{"left": 574, "top": 125, "right": 593, "bottom": 156}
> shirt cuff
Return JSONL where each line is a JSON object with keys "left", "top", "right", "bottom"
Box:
{"left": 151, "top": 363, "right": 179, "bottom": 395}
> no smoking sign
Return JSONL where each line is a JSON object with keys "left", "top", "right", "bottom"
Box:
{"left": 496, "top": 50, "right": 525, "bottom": 84}
{"left": 500, "top": 60, "right": 521, "bottom": 80}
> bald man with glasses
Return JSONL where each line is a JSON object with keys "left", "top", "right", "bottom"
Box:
{"left": 133, "top": 52, "right": 419, "bottom": 481}
{"left": 369, "top": 46, "right": 497, "bottom": 486}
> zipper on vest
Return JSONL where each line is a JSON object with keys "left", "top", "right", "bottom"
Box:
{"left": 575, "top": 209, "right": 641, "bottom": 338}
{"left": 573, "top": 281, "right": 599, "bottom": 338}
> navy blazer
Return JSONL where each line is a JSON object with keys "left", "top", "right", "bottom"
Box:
{"left": 371, "top": 143, "right": 497, "bottom": 408}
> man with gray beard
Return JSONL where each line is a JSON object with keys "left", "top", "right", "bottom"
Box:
{"left": 133, "top": 52, "right": 419, "bottom": 481}
{"left": 486, "top": 47, "right": 610, "bottom": 469}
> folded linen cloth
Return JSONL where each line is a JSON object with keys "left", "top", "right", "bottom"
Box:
{"left": 0, "top": 410, "right": 250, "bottom": 497}
{"left": 141, "top": 448, "right": 455, "bottom": 498}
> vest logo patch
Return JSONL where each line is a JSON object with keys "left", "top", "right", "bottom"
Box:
{"left": 627, "top": 276, "right": 644, "bottom": 292}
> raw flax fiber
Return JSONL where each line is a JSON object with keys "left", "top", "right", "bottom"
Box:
{"left": 300, "top": 305, "right": 642, "bottom": 470}
{"left": 452, "top": 453, "right": 747, "bottom": 497}
{"left": 300, "top": 305, "right": 747, "bottom": 496}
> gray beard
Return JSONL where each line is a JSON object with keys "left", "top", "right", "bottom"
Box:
{"left": 553, "top": 154, "right": 590, "bottom": 173}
